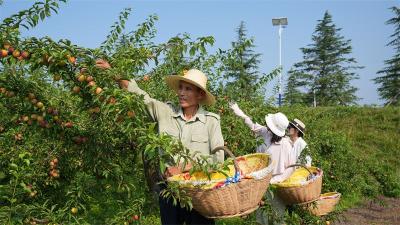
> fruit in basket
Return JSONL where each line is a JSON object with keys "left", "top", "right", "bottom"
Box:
{"left": 274, "top": 166, "right": 321, "bottom": 188}
{"left": 168, "top": 153, "right": 270, "bottom": 189}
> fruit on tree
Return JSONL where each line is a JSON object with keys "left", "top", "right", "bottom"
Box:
{"left": 28, "top": 93, "right": 35, "bottom": 99}
{"left": 36, "top": 116, "right": 44, "bottom": 122}
{"left": 95, "top": 87, "right": 103, "bottom": 95}
{"left": 68, "top": 56, "right": 76, "bottom": 64}
{"left": 7, "top": 47, "right": 14, "bottom": 54}
{"left": 0, "top": 49, "right": 7, "bottom": 57}
{"left": 36, "top": 102, "right": 44, "bottom": 109}
{"left": 50, "top": 169, "right": 59, "bottom": 178}
{"left": 72, "top": 86, "right": 81, "bottom": 94}
{"left": 3, "top": 43, "right": 10, "bottom": 50}
{"left": 12, "top": 50, "right": 20, "bottom": 58}
{"left": 14, "top": 133, "right": 23, "bottom": 141}
{"left": 63, "top": 121, "right": 73, "bottom": 128}
{"left": 127, "top": 111, "right": 135, "bottom": 118}
{"left": 88, "top": 81, "right": 96, "bottom": 87}
{"left": 30, "top": 114, "right": 38, "bottom": 120}
{"left": 77, "top": 74, "right": 86, "bottom": 82}
{"left": 29, "top": 190, "right": 37, "bottom": 197}
{"left": 21, "top": 51, "right": 30, "bottom": 59}
{"left": 107, "top": 97, "right": 116, "bottom": 104}
{"left": 86, "top": 76, "right": 94, "bottom": 82}
{"left": 71, "top": 207, "right": 78, "bottom": 214}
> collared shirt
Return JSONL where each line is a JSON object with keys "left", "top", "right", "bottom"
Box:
{"left": 127, "top": 79, "right": 224, "bottom": 164}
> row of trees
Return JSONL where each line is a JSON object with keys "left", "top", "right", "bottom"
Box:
{"left": 284, "top": 8, "right": 400, "bottom": 106}
{"left": 227, "top": 8, "right": 400, "bottom": 107}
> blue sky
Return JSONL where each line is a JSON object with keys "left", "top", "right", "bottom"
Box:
{"left": 1, "top": 0, "right": 398, "bottom": 105}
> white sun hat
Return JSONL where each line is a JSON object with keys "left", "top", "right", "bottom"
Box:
{"left": 265, "top": 112, "right": 289, "bottom": 137}
{"left": 165, "top": 69, "right": 215, "bottom": 106}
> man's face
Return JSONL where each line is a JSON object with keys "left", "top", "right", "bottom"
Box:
{"left": 178, "top": 81, "right": 205, "bottom": 108}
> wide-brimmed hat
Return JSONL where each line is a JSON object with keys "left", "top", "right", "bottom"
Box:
{"left": 165, "top": 69, "right": 215, "bottom": 105}
{"left": 265, "top": 112, "right": 289, "bottom": 137}
{"left": 290, "top": 118, "right": 305, "bottom": 135}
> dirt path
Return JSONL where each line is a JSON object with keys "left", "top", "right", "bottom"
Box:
{"left": 333, "top": 196, "right": 400, "bottom": 225}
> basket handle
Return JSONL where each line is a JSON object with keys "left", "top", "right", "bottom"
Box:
{"left": 211, "top": 146, "right": 239, "bottom": 175}
{"left": 287, "top": 164, "right": 313, "bottom": 177}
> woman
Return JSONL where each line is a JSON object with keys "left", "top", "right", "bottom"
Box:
{"left": 288, "top": 119, "right": 311, "bottom": 166}
{"left": 229, "top": 103, "right": 294, "bottom": 225}
{"left": 229, "top": 103, "right": 295, "bottom": 183}
{"left": 96, "top": 60, "right": 224, "bottom": 225}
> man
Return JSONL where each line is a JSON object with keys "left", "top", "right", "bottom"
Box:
{"left": 96, "top": 60, "right": 224, "bottom": 225}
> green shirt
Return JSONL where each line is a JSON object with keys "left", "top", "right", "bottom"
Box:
{"left": 127, "top": 79, "right": 225, "bottom": 164}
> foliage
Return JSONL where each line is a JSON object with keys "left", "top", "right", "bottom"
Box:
{"left": 220, "top": 21, "right": 262, "bottom": 100}
{"left": 284, "top": 11, "right": 363, "bottom": 106}
{"left": 374, "top": 6, "right": 400, "bottom": 106}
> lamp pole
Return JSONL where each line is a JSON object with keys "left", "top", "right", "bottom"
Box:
{"left": 272, "top": 17, "right": 288, "bottom": 107}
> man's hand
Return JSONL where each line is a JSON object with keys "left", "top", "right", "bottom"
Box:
{"left": 164, "top": 166, "right": 181, "bottom": 178}
{"left": 118, "top": 80, "right": 129, "bottom": 90}
{"left": 164, "top": 163, "right": 192, "bottom": 178}
{"left": 95, "top": 59, "right": 111, "bottom": 70}
{"left": 94, "top": 59, "right": 128, "bottom": 89}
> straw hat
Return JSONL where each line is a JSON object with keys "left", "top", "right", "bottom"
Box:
{"left": 165, "top": 69, "right": 215, "bottom": 105}
{"left": 265, "top": 112, "right": 289, "bottom": 137}
{"left": 290, "top": 118, "right": 306, "bottom": 135}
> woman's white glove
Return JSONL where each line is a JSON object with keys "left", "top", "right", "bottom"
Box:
{"left": 229, "top": 102, "right": 248, "bottom": 119}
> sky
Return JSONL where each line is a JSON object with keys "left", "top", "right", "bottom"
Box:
{"left": 0, "top": 0, "right": 398, "bottom": 105}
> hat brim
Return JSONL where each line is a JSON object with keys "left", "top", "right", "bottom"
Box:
{"left": 165, "top": 75, "right": 216, "bottom": 106}
{"left": 290, "top": 121, "right": 305, "bottom": 135}
{"left": 265, "top": 114, "right": 285, "bottom": 137}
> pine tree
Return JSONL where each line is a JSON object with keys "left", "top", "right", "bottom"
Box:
{"left": 285, "top": 11, "right": 362, "bottom": 106}
{"left": 374, "top": 6, "right": 400, "bottom": 106}
{"left": 223, "top": 21, "right": 262, "bottom": 99}
{"left": 284, "top": 68, "right": 309, "bottom": 105}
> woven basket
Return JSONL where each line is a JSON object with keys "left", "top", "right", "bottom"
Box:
{"left": 275, "top": 164, "right": 323, "bottom": 205}
{"left": 170, "top": 146, "right": 273, "bottom": 218}
{"left": 300, "top": 192, "right": 341, "bottom": 216}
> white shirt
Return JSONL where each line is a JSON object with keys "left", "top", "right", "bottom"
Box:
{"left": 289, "top": 137, "right": 312, "bottom": 166}
{"left": 290, "top": 137, "right": 307, "bottom": 160}
{"left": 243, "top": 117, "right": 296, "bottom": 183}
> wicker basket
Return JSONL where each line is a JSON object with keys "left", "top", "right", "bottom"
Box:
{"left": 275, "top": 164, "right": 323, "bottom": 205}
{"left": 169, "top": 146, "right": 273, "bottom": 218}
{"left": 300, "top": 192, "right": 341, "bottom": 216}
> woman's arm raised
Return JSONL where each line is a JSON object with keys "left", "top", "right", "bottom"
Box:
{"left": 229, "top": 102, "right": 268, "bottom": 137}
